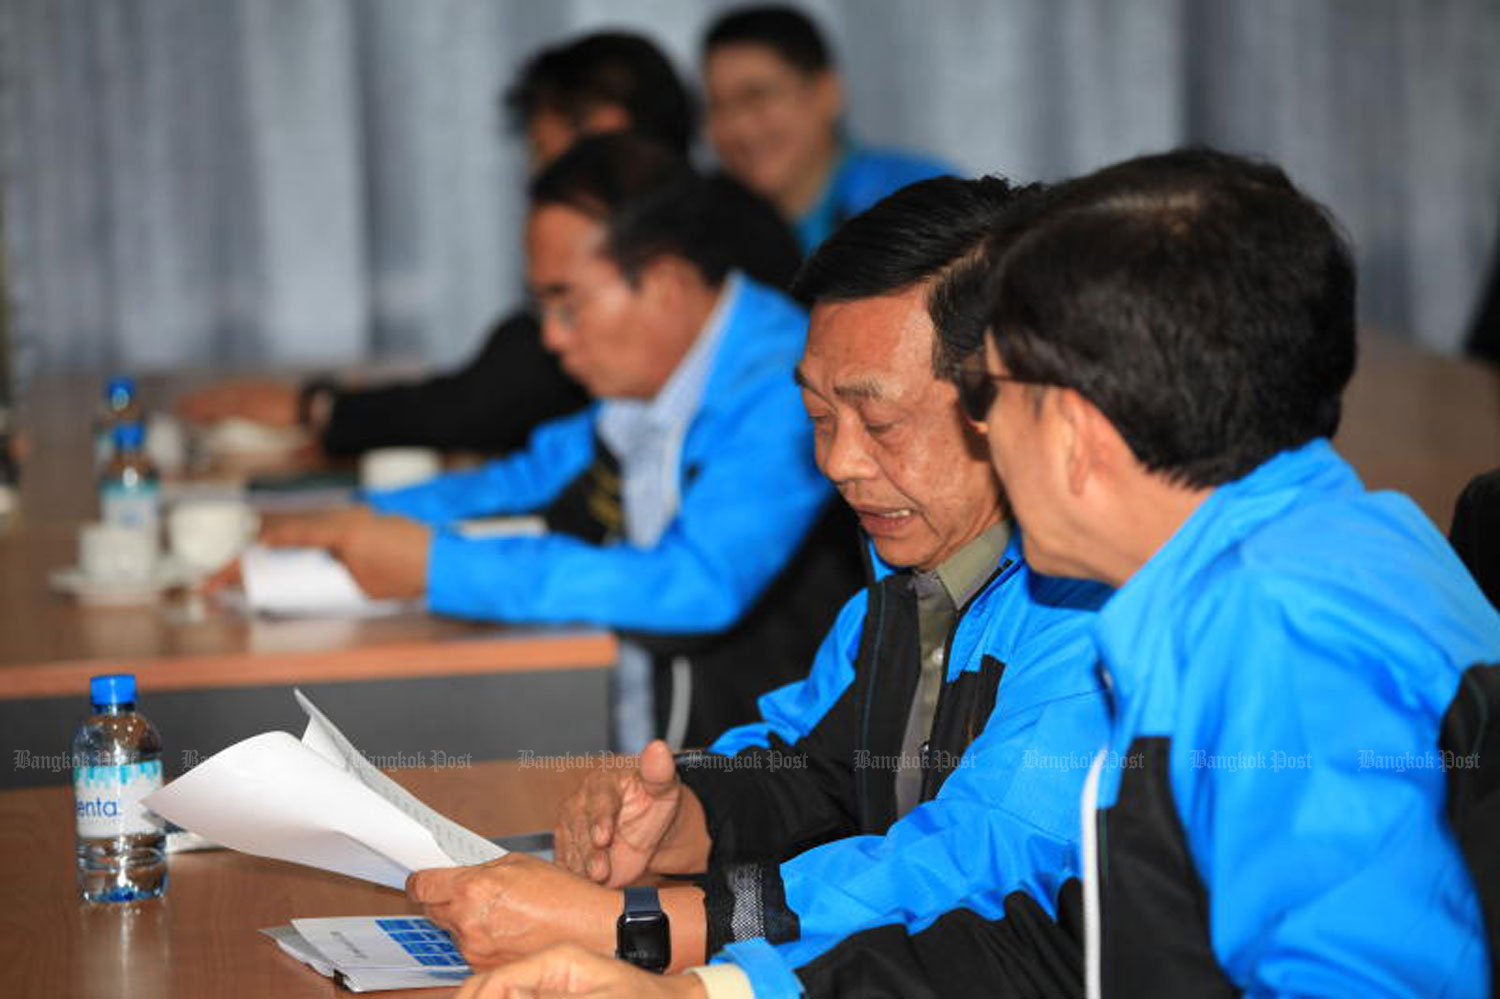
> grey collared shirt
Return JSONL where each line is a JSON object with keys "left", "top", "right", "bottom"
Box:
{"left": 893, "top": 523, "right": 1012, "bottom": 817}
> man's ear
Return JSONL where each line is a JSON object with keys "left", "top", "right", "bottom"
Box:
{"left": 1058, "top": 389, "right": 1136, "bottom": 498}
{"left": 634, "top": 255, "right": 694, "bottom": 309}
{"left": 1055, "top": 388, "right": 1101, "bottom": 497}
{"left": 811, "top": 69, "right": 843, "bottom": 124}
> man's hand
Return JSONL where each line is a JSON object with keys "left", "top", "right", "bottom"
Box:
{"left": 260, "top": 506, "right": 431, "bottom": 599}
{"left": 555, "top": 741, "right": 711, "bottom": 887}
{"left": 176, "top": 378, "right": 301, "bottom": 427}
{"left": 455, "top": 944, "right": 708, "bottom": 999}
{"left": 407, "top": 854, "right": 619, "bottom": 970}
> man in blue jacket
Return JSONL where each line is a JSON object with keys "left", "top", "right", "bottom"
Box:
{"left": 701, "top": 5, "right": 955, "bottom": 253}
{"left": 409, "top": 177, "right": 1113, "bottom": 999}
{"left": 967, "top": 149, "right": 1500, "bottom": 996}
{"left": 264, "top": 133, "right": 855, "bottom": 749}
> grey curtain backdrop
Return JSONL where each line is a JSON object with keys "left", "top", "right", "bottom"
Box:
{"left": 3, "top": 0, "right": 1498, "bottom": 378}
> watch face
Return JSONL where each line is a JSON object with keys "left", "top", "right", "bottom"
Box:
{"left": 617, "top": 911, "right": 671, "bottom": 972}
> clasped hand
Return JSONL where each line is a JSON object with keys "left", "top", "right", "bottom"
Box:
{"left": 407, "top": 853, "right": 619, "bottom": 969}
{"left": 553, "top": 740, "right": 710, "bottom": 887}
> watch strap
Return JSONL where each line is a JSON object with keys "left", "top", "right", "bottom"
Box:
{"left": 623, "top": 884, "right": 661, "bottom": 915}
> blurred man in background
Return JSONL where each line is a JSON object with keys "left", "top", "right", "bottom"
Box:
{"left": 180, "top": 32, "right": 797, "bottom": 458}
{"left": 703, "top": 4, "right": 956, "bottom": 253}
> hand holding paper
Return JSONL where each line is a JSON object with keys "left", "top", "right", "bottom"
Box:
{"left": 239, "top": 545, "right": 417, "bottom": 618}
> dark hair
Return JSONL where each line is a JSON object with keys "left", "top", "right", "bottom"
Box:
{"left": 986, "top": 147, "right": 1357, "bottom": 488}
{"left": 504, "top": 32, "right": 695, "bottom": 157}
{"left": 529, "top": 133, "right": 799, "bottom": 289}
{"left": 703, "top": 5, "right": 832, "bottom": 74}
{"left": 793, "top": 175, "right": 1036, "bottom": 380}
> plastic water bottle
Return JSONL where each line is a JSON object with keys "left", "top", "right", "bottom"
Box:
{"left": 72, "top": 674, "right": 168, "bottom": 903}
{"left": 94, "top": 376, "right": 140, "bottom": 470}
{"left": 99, "top": 421, "right": 161, "bottom": 533}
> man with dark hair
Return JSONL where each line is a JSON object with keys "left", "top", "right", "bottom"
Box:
{"left": 263, "top": 133, "right": 843, "bottom": 750}
{"left": 505, "top": 32, "right": 697, "bottom": 166}
{"left": 965, "top": 148, "right": 1499, "bottom": 995}
{"left": 181, "top": 32, "right": 797, "bottom": 458}
{"left": 410, "top": 175, "right": 1113, "bottom": 999}
{"left": 703, "top": 4, "right": 954, "bottom": 253}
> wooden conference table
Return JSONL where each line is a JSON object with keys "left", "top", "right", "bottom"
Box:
{"left": 0, "top": 759, "right": 596, "bottom": 998}
{"left": 0, "top": 373, "right": 617, "bottom": 788}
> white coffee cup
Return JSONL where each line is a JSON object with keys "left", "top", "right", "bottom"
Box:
{"left": 79, "top": 522, "right": 159, "bottom": 582}
{"left": 167, "top": 499, "right": 260, "bottom": 573}
{"left": 360, "top": 447, "right": 442, "bottom": 492}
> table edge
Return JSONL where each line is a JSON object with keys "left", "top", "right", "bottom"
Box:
{"left": 0, "top": 630, "right": 618, "bottom": 699}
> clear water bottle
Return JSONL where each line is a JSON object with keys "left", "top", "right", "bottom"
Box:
{"left": 94, "top": 376, "right": 140, "bottom": 470}
{"left": 99, "top": 421, "right": 160, "bottom": 533}
{"left": 72, "top": 674, "right": 168, "bottom": 903}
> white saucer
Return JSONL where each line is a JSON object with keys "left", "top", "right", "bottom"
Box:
{"left": 50, "top": 558, "right": 196, "bottom": 606}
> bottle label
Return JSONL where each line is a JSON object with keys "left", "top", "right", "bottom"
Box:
{"left": 100, "top": 483, "right": 161, "bottom": 532}
{"left": 74, "top": 760, "right": 165, "bottom": 838}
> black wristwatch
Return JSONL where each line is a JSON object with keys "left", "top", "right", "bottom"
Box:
{"left": 616, "top": 885, "right": 670, "bottom": 973}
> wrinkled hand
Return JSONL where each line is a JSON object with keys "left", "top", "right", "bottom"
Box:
{"left": 176, "top": 378, "right": 300, "bottom": 427}
{"left": 259, "top": 506, "right": 431, "bottom": 599}
{"left": 407, "top": 854, "right": 618, "bottom": 969}
{"left": 455, "top": 944, "right": 707, "bottom": 999}
{"left": 554, "top": 741, "right": 708, "bottom": 887}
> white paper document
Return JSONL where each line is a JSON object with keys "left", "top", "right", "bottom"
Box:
{"left": 262, "top": 916, "right": 472, "bottom": 992}
{"left": 143, "top": 690, "right": 503, "bottom": 889}
{"left": 239, "top": 545, "right": 418, "bottom": 618}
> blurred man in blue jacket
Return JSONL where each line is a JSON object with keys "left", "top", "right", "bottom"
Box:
{"left": 265, "top": 133, "right": 851, "bottom": 749}
{"left": 702, "top": 5, "right": 955, "bottom": 253}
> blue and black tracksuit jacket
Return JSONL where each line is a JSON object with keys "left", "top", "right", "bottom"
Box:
{"left": 1085, "top": 440, "right": 1500, "bottom": 997}
{"left": 679, "top": 533, "right": 1113, "bottom": 998}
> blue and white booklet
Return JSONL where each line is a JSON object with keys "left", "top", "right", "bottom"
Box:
{"left": 263, "top": 916, "right": 471, "bottom": 991}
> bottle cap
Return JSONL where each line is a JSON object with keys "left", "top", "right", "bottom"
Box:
{"left": 112, "top": 421, "right": 146, "bottom": 451}
{"left": 105, "top": 377, "right": 137, "bottom": 409}
{"left": 90, "top": 673, "right": 137, "bottom": 707}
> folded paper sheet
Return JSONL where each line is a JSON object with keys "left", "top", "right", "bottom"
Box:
{"left": 239, "top": 545, "right": 418, "bottom": 618}
{"left": 143, "top": 690, "right": 503, "bottom": 889}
